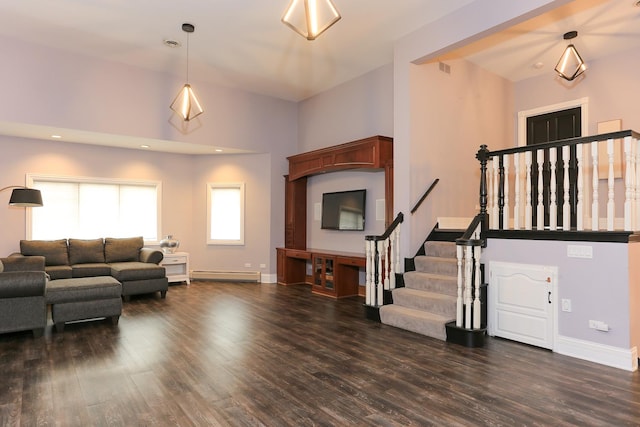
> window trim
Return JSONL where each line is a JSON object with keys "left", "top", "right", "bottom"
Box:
{"left": 207, "top": 182, "right": 245, "bottom": 246}
{"left": 26, "top": 173, "right": 162, "bottom": 244}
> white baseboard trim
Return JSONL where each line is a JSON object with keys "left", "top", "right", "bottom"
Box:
{"left": 555, "top": 335, "right": 638, "bottom": 372}
{"left": 260, "top": 273, "right": 276, "bottom": 284}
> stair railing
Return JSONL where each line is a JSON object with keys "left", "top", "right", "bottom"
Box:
{"left": 478, "top": 129, "right": 640, "bottom": 231}
{"left": 365, "top": 212, "right": 404, "bottom": 307}
{"left": 455, "top": 213, "right": 486, "bottom": 330}
{"left": 410, "top": 178, "right": 439, "bottom": 214}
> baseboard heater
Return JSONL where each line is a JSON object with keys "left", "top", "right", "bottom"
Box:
{"left": 190, "top": 270, "right": 261, "bottom": 282}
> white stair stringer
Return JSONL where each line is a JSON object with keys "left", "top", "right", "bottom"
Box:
{"left": 379, "top": 240, "right": 458, "bottom": 341}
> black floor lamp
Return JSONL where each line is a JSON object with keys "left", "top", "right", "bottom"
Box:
{"left": 1, "top": 186, "right": 43, "bottom": 207}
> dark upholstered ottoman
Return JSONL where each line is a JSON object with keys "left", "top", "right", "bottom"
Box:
{"left": 46, "top": 276, "right": 122, "bottom": 332}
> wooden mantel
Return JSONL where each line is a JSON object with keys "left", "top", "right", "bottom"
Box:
{"left": 284, "top": 136, "right": 393, "bottom": 250}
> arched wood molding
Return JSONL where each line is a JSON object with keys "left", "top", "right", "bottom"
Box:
{"left": 285, "top": 136, "right": 393, "bottom": 249}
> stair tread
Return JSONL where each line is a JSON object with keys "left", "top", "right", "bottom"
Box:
{"left": 393, "top": 287, "right": 457, "bottom": 301}
{"left": 380, "top": 305, "right": 452, "bottom": 322}
{"left": 404, "top": 271, "right": 457, "bottom": 281}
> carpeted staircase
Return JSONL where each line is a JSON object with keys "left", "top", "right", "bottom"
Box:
{"left": 379, "top": 240, "right": 457, "bottom": 340}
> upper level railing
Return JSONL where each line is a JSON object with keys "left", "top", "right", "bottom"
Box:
{"left": 364, "top": 212, "right": 403, "bottom": 307}
{"left": 478, "top": 130, "right": 640, "bottom": 232}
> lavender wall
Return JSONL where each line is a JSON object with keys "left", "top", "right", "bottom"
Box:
{"left": 515, "top": 46, "right": 640, "bottom": 134}
{"left": 483, "top": 238, "right": 631, "bottom": 349}
{"left": 0, "top": 35, "right": 298, "bottom": 278}
{"left": 296, "top": 64, "right": 393, "bottom": 252}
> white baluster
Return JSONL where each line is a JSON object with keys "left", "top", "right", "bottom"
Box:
{"left": 503, "top": 155, "right": 510, "bottom": 229}
{"left": 635, "top": 139, "right": 640, "bottom": 231}
{"left": 376, "top": 240, "right": 383, "bottom": 305}
{"left": 492, "top": 159, "right": 499, "bottom": 229}
{"left": 525, "top": 151, "right": 533, "bottom": 230}
{"left": 395, "top": 226, "right": 402, "bottom": 281}
{"left": 388, "top": 232, "right": 396, "bottom": 290}
{"left": 514, "top": 153, "right": 521, "bottom": 229}
{"left": 624, "top": 137, "right": 633, "bottom": 231}
{"left": 592, "top": 141, "right": 599, "bottom": 230}
{"left": 464, "top": 246, "right": 473, "bottom": 329}
{"left": 562, "top": 146, "right": 570, "bottom": 230}
{"left": 537, "top": 149, "right": 544, "bottom": 230}
{"left": 456, "top": 245, "right": 463, "bottom": 328}
{"left": 607, "top": 138, "right": 615, "bottom": 230}
{"left": 365, "top": 240, "right": 372, "bottom": 305}
{"left": 383, "top": 238, "right": 390, "bottom": 290}
{"left": 577, "top": 144, "right": 584, "bottom": 231}
{"left": 549, "top": 148, "right": 557, "bottom": 231}
{"left": 473, "top": 245, "right": 482, "bottom": 329}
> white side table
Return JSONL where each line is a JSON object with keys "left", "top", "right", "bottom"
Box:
{"left": 160, "top": 251, "right": 190, "bottom": 285}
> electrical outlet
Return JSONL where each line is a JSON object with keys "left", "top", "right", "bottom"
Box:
{"left": 260, "top": 264, "right": 266, "bottom": 268}
{"left": 244, "top": 263, "right": 251, "bottom": 268}
{"left": 561, "top": 299, "right": 572, "bottom": 312}
{"left": 589, "top": 320, "right": 610, "bottom": 331}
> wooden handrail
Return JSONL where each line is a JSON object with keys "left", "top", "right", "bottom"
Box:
{"left": 486, "top": 129, "right": 640, "bottom": 157}
{"left": 366, "top": 212, "right": 404, "bottom": 242}
{"left": 410, "top": 178, "right": 439, "bottom": 214}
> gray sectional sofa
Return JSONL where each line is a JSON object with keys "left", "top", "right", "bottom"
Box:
{"left": 0, "top": 237, "right": 169, "bottom": 335}
{"left": 18, "top": 236, "right": 168, "bottom": 300}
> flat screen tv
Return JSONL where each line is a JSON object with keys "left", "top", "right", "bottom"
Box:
{"left": 321, "top": 189, "right": 366, "bottom": 231}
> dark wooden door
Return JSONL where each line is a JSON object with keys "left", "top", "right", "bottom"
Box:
{"left": 526, "top": 107, "right": 581, "bottom": 229}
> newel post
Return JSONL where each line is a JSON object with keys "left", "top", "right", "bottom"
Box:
{"left": 477, "top": 145, "right": 490, "bottom": 231}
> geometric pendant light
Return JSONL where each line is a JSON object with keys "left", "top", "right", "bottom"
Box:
{"left": 554, "top": 31, "right": 587, "bottom": 81}
{"left": 281, "top": 0, "right": 341, "bottom": 41}
{"left": 170, "top": 23, "right": 204, "bottom": 121}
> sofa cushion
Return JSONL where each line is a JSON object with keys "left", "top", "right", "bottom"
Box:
{"left": 20, "top": 239, "right": 69, "bottom": 266}
{"left": 72, "top": 263, "right": 112, "bottom": 278}
{"left": 110, "top": 262, "right": 166, "bottom": 281}
{"left": 68, "top": 238, "right": 105, "bottom": 265}
{"left": 104, "top": 237, "right": 143, "bottom": 263}
{"left": 46, "top": 276, "right": 122, "bottom": 304}
{"left": 45, "top": 265, "right": 73, "bottom": 280}
{"left": 1, "top": 256, "right": 46, "bottom": 272}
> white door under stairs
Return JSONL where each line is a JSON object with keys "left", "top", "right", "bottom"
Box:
{"left": 489, "top": 261, "right": 557, "bottom": 350}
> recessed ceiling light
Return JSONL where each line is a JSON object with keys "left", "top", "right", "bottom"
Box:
{"left": 533, "top": 62, "right": 544, "bottom": 69}
{"left": 215, "top": 149, "right": 223, "bottom": 152}
{"left": 141, "top": 144, "right": 150, "bottom": 149}
{"left": 163, "top": 39, "right": 181, "bottom": 48}
{"left": 51, "top": 134, "right": 62, "bottom": 139}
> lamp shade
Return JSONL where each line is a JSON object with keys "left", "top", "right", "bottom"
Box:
{"left": 170, "top": 83, "right": 204, "bottom": 121}
{"left": 282, "top": 0, "right": 341, "bottom": 40}
{"left": 8, "top": 188, "right": 43, "bottom": 207}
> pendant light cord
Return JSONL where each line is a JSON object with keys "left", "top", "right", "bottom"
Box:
{"left": 186, "top": 32, "right": 190, "bottom": 84}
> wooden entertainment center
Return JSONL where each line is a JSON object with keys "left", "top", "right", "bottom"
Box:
{"left": 276, "top": 135, "right": 393, "bottom": 298}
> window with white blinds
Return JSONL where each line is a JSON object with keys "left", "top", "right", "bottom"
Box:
{"left": 207, "top": 182, "right": 244, "bottom": 245}
{"left": 27, "top": 174, "right": 161, "bottom": 242}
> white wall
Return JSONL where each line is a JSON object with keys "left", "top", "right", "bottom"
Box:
{"left": 408, "top": 58, "right": 513, "bottom": 253}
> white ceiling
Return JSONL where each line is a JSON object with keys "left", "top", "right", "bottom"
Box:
{"left": 1, "top": 0, "right": 639, "bottom": 154}
{"left": 0, "top": 0, "right": 474, "bottom": 102}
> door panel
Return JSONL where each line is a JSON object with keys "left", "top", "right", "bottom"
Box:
{"left": 527, "top": 107, "right": 581, "bottom": 229}
{"left": 489, "top": 261, "right": 556, "bottom": 350}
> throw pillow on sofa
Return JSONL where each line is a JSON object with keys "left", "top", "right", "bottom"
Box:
{"left": 20, "top": 239, "right": 69, "bottom": 266}
{"left": 104, "top": 236, "right": 144, "bottom": 263}
{"left": 68, "top": 238, "right": 106, "bottom": 265}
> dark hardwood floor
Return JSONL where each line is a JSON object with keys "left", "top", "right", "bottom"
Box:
{"left": 1, "top": 281, "right": 639, "bottom": 426}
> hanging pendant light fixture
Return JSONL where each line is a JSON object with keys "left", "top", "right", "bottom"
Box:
{"left": 170, "top": 23, "right": 204, "bottom": 121}
{"left": 281, "top": 0, "right": 341, "bottom": 41}
{"left": 554, "top": 31, "right": 587, "bottom": 81}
